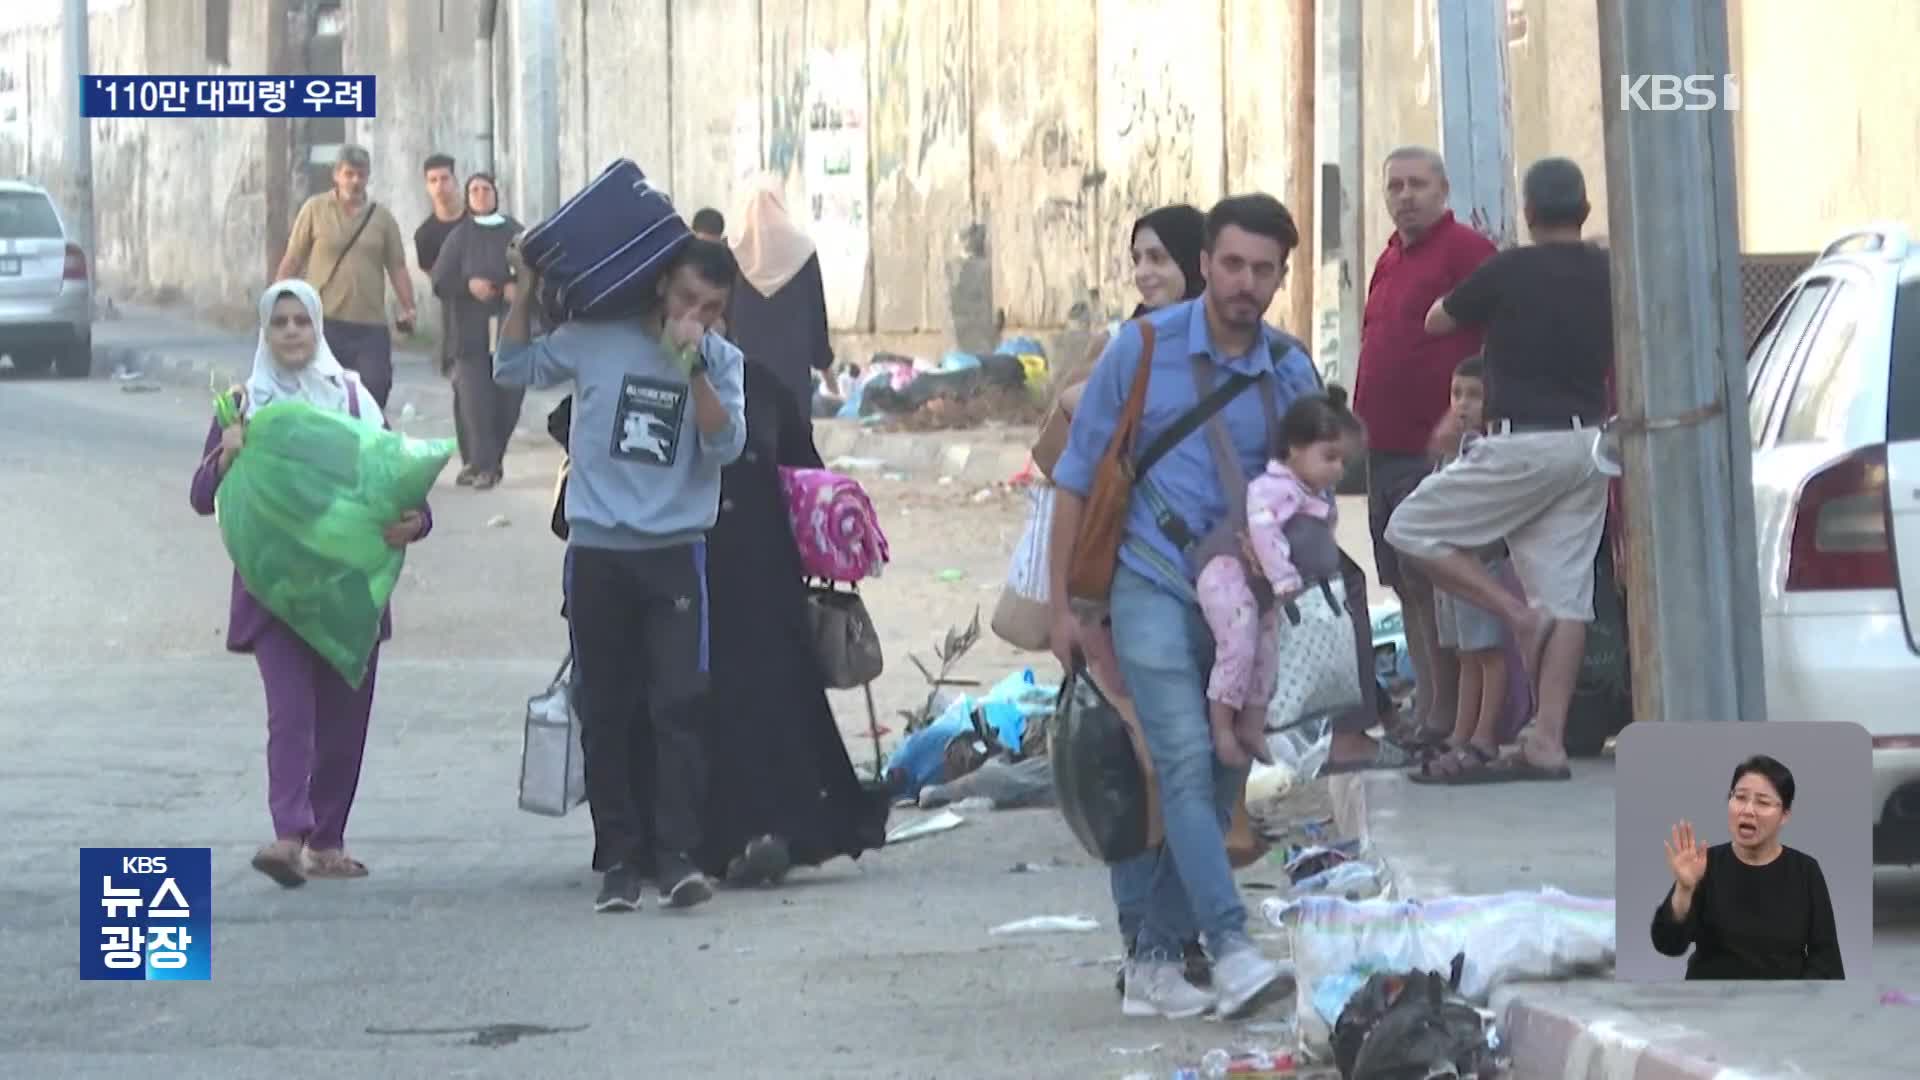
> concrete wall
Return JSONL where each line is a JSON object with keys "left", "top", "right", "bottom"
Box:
{"left": 8, "top": 0, "right": 1917, "bottom": 354}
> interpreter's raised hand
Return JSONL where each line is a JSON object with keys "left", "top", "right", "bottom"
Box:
{"left": 383, "top": 509, "right": 426, "bottom": 548}
{"left": 1665, "top": 820, "right": 1708, "bottom": 891}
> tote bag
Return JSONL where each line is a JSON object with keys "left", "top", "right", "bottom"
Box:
{"left": 1265, "top": 577, "right": 1367, "bottom": 735}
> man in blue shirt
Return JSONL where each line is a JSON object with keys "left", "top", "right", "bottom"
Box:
{"left": 1046, "top": 195, "right": 1320, "bottom": 1020}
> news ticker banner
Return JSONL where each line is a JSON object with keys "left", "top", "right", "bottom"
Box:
{"left": 80, "top": 848, "right": 211, "bottom": 981}
{"left": 82, "top": 76, "right": 375, "bottom": 118}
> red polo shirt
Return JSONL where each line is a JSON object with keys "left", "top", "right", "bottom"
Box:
{"left": 1352, "top": 211, "right": 1497, "bottom": 454}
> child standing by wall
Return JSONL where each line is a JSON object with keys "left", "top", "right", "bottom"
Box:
{"left": 1413, "top": 356, "right": 1512, "bottom": 782}
{"left": 1197, "top": 390, "right": 1358, "bottom": 768}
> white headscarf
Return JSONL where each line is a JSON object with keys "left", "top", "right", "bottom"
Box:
{"left": 244, "top": 279, "right": 382, "bottom": 426}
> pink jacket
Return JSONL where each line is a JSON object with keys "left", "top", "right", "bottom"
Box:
{"left": 1244, "top": 461, "right": 1333, "bottom": 596}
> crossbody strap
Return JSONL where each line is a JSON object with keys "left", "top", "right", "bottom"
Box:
{"left": 1135, "top": 368, "right": 1258, "bottom": 478}
{"left": 317, "top": 200, "right": 380, "bottom": 297}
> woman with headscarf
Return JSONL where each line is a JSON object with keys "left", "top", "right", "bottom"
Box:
{"left": 189, "top": 280, "right": 434, "bottom": 887}
{"left": 725, "top": 185, "right": 834, "bottom": 419}
{"left": 431, "top": 173, "right": 526, "bottom": 490}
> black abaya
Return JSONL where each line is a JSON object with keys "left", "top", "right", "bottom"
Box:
{"left": 690, "top": 361, "right": 889, "bottom": 878}
{"left": 723, "top": 254, "right": 834, "bottom": 422}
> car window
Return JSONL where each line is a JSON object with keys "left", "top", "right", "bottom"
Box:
{"left": 0, "top": 191, "right": 63, "bottom": 240}
{"left": 1747, "top": 280, "right": 1830, "bottom": 448}
{"left": 1892, "top": 278, "right": 1920, "bottom": 444}
{"left": 1777, "top": 279, "right": 1869, "bottom": 446}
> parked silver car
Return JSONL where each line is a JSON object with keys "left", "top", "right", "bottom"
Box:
{"left": 0, "top": 179, "right": 92, "bottom": 377}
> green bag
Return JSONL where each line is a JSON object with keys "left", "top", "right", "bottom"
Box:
{"left": 214, "top": 399, "right": 455, "bottom": 688}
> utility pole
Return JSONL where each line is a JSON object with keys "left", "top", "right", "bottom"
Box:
{"left": 475, "top": 0, "right": 498, "bottom": 176}
{"left": 1286, "top": 0, "right": 1316, "bottom": 343}
{"left": 1596, "top": 0, "right": 1766, "bottom": 724}
{"left": 511, "top": 0, "right": 559, "bottom": 221}
{"left": 62, "top": 0, "right": 94, "bottom": 266}
{"left": 1433, "top": 0, "right": 1516, "bottom": 247}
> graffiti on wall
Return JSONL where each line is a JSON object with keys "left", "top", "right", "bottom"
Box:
{"left": 802, "top": 48, "right": 869, "bottom": 327}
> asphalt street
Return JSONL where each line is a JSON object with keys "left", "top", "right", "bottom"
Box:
{"left": 0, "top": 369, "right": 1313, "bottom": 1079}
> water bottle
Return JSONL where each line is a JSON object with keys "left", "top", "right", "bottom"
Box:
{"left": 1199, "top": 1047, "right": 1232, "bottom": 1079}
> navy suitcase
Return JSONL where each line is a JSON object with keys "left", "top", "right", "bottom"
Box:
{"left": 519, "top": 159, "right": 691, "bottom": 322}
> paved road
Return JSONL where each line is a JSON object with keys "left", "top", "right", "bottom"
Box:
{"left": 0, "top": 371, "right": 1316, "bottom": 1078}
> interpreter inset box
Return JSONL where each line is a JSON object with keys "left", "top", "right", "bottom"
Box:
{"left": 1613, "top": 721, "right": 1871, "bottom": 982}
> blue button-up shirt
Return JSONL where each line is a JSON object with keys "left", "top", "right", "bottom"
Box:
{"left": 1053, "top": 298, "right": 1323, "bottom": 598}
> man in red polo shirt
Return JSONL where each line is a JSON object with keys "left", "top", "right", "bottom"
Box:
{"left": 1351, "top": 147, "right": 1496, "bottom": 753}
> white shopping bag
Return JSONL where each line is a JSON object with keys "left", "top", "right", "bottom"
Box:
{"left": 1266, "top": 577, "right": 1367, "bottom": 735}
{"left": 518, "top": 654, "right": 587, "bottom": 816}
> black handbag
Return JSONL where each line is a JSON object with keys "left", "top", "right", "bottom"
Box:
{"left": 805, "top": 583, "right": 884, "bottom": 689}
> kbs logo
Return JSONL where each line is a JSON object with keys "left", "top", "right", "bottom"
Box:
{"left": 80, "top": 848, "right": 212, "bottom": 981}
{"left": 1618, "top": 74, "right": 1741, "bottom": 112}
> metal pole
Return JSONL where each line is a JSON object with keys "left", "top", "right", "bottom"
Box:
{"left": 1287, "top": 0, "right": 1316, "bottom": 342}
{"left": 475, "top": 0, "right": 498, "bottom": 176}
{"left": 512, "top": 0, "right": 559, "bottom": 220}
{"left": 1434, "top": 0, "right": 1516, "bottom": 247}
{"left": 62, "top": 0, "right": 94, "bottom": 265}
{"left": 1595, "top": 0, "right": 1766, "bottom": 723}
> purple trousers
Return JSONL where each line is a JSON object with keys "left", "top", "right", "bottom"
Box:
{"left": 254, "top": 620, "right": 379, "bottom": 849}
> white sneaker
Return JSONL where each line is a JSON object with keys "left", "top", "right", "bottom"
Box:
{"left": 1121, "top": 960, "right": 1214, "bottom": 1019}
{"left": 1211, "top": 947, "right": 1291, "bottom": 1019}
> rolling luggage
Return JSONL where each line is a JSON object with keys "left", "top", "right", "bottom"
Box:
{"left": 519, "top": 159, "right": 691, "bottom": 323}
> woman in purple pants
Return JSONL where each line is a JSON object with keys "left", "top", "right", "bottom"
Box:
{"left": 190, "top": 280, "right": 433, "bottom": 887}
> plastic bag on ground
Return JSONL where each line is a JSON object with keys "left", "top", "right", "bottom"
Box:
{"left": 215, "top": 400, "right": 454, "bottom": 687}
{"left": 1274, "top": 887, "right": 1615, "bottom": 1048}
{"left": 918, "top": 755, "right": 1055, "bottom": 810}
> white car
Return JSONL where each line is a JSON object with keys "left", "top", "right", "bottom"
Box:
{"left": 1744, "top": 222, "right": 1920, "bottom": 864}
{"left": 0, "top": 179, "right": 92, "bottom": 377}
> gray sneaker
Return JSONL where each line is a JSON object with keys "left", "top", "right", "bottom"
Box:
{"left": 1121, "top": 960, "right": 1214, "bottom": 1020}
{"left": 1211, "top": 946, "right": 1292, "bottom": 1019}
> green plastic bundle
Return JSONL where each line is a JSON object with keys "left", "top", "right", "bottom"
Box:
{"left": 214, "top": 398, "right": 455, "bottom": 687}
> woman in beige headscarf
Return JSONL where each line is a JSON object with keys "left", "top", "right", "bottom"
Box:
{"left": 726, "top": 184, "right": 835, "bottom": 423}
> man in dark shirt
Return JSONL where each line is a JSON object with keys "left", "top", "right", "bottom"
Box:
{"left": 691, "top": 207, "right": 726, "bottom": 244}
{"left": 1352, "top": 147, "right": 1497, "bottom": 751}
{"left": 413, "top": 153, "right": 471, "bottom": 471}
{"left": 1384, "top": 157, "right": 1613, "bottom": 781}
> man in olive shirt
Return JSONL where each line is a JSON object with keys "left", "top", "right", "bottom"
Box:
{"left": 276, "top": 144, "right": 417, "bottom": 408}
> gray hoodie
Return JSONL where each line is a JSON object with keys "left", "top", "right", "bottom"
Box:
{"left": 495, "top": 317, "right": 747, "bottom": 550}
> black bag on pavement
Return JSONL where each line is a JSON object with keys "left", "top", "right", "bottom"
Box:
{"left": 1332, "top": 953, "right": 1495, "bottom": 1080}
{"left": 1049, "top": 658, "right": 1150, "bottom": 864}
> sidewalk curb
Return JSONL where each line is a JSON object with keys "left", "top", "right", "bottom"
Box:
{"left": 102, "top": 332, "right": 1040, "bottom": 485}
{"left": 1353, "top": 772, "right": 1749, "bottom": 1080}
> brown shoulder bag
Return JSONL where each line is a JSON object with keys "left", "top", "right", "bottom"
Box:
{"left": 1064, "top": 322, "right": 1156, "bottom": 605}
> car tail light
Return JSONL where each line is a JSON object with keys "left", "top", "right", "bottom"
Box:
{"left": 63, "top": 243, "right": 87, "bottom": 281}
{"left": 1784, "top": 444, "right": 1895, "bottom": 591}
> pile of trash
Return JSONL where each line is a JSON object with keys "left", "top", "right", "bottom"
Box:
{"left": 1266, "top": 886, "right": 1616, "bottom": 1052}
{"left": 815, "top": 337, "right": 1054, "bottom": 429}
{"left": 882, "top": 668, "right": 1059, "bottom": 811}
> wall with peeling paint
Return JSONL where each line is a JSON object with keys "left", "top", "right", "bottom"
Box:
{"left": 15, "top": 0, "right": 1914, "bottom": 352}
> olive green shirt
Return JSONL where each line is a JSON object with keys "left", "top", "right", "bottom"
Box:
{"left": 286, "top": 193, "right": 405, "bottom": 326}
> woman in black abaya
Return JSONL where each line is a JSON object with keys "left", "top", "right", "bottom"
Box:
{"left": 691, "top": 360, "right": 891, "bottom": 885}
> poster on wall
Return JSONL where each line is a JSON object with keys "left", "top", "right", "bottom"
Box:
{"left": 801, "top": 48, "right": 869, "bottom": 329}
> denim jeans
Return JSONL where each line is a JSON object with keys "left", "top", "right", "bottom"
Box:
{"left": 1109, "top": 563, "right": 1252, "bottom": 962}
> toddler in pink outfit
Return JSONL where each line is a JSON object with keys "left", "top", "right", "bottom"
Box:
{"left": 1197, "top": 390, "right": 1355, "bottom": 767}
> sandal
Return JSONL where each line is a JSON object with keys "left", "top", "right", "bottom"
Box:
{"left": 304, "top": 848, "right": 370, "bottom": 879}
{"left": 1417, "top": 751, "right": 1572, "bottom": 785}
{"left": 250, "top": 840, "right": 306, "bottom": 888}
{"left": 1408, "top": 743, "right": 1498, "bottom": 784}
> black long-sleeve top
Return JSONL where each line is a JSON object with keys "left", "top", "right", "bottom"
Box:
{"left": 723, "top": 253, "right": 834, "bottom": 421}
{"left": 1650, "top": 843, "right": 1844, "bottom": 980}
